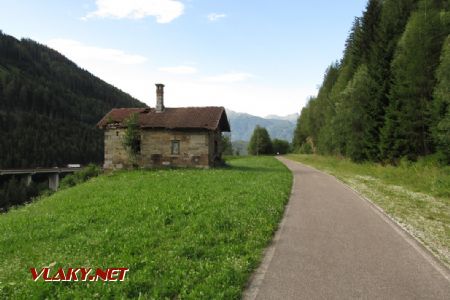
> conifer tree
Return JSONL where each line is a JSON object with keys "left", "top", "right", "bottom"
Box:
{"left": 293, "top": 0, "right": 448, "bottom": 163}
{"left": 432, "top": 36, "right": 450, "bottom": 162}
{"left": 363, "top": 0, "right": 418, "bottom": 161}
{"left": 293, "top": 63, "right": 339, "bottom": 154}
{"left": 358, "top": 0, "right": 382, "bottom": 65}
{"left": 381, "top": 0, "right": 447, "bottom": 161}
{"left": 292, "top": 106, "right": 308, "bottom": 150}
{"left": 323, "top": 1, "right": 381, "bottom": 157}
{"left": 334, "top": 65, "right": 378, "bottom": 161}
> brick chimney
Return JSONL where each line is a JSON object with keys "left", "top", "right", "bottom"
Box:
{"left": 155, "top": 83, "right": 165, "bottom": 112}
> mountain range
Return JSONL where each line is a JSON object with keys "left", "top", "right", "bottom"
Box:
{"left": 226, "top": 109, "right": 298, "bottom": 142}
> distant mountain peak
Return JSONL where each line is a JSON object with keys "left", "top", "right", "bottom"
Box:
{"left": 265, "top": 113, "right": 299, "bottom": 123}
{"left": 225, "top": 108, "right": 297, "bottom": 142}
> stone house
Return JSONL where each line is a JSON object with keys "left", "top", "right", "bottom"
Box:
{"left": 97, "top": 84, "right": 231, "bottom": 169}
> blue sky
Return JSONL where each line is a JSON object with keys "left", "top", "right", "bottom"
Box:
{"left": 0, "top": 0, "right": 367, "bottom": 117}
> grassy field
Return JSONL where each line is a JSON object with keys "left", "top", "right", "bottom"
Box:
{"left": 0, "top": 156, "right": 292, "bottom": 299}
{"left": 286, "top": 154, "right": 450, "bottom": 267}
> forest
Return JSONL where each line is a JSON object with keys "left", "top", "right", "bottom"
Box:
{"left": 0, "top": 31, "right": 145, "bottom": 169}
{"left": 292, "top": 0, "right": 449, "bottom": 164}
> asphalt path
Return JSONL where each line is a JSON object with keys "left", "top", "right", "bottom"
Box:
{"left": 244, "top": 157, "right": 450, "bottom": 300}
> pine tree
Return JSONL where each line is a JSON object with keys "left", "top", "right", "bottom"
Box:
{"left": 334, "top": 65, "right": 379, "bottom": 161}
{"left": 292, "top": 63, "right": 339, "bottom": 154}
{"left": 358, "top": 0, "right": 382, "bottom": 65}
{"left": 293, "top": 101, "right": 311, "bottom": 150}
{"left": 359, "top": 0, "right": 416, "bottom": 161}
{"left": 381, "top": 0, "right": 447, "bottom": 161}
{"left": 331, "top": 19, "right": 363, "bottom": 95}
{"left": 432, "top": 36, "right": 450, "bottom": 162}
{"left": 321, "top": 1, "right": 381, "bottom": 157}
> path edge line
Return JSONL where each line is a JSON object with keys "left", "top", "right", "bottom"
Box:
{"left": 242, "top": 159, "right": 296, "bottom": 300}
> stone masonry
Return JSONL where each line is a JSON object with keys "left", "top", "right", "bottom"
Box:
{"left": 103, "top": 128, "right": 222, "bottom": 169}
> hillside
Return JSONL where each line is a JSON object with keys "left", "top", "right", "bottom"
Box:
{"left": 226, "top": 109, "right": 297, "bottom": 142}
{"left": 293, "top": 0, "right": 450, "bottom": 163}
{"left": 0, "top": 31, "right": 146, "bottom": 168}
{"left": 0, "top": 157, "right": 292, "bottom": 298}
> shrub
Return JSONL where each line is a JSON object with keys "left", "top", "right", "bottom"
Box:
{"left": 122, "top": 113, "right": 141, "bottom": 167}
{"left": 0, "top": 178, "right": 46, "bottom": 211}
{"left": 299, "top": 143, "right": 313, "bottom": 154}
{"left": 272, "top": 139, "right": 290, "bottom": 154}
{"left": 60, "top": 164, "right": 101, "bottom": 189}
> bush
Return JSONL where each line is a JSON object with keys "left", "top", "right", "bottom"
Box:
{"left": 272, "top": 139, "right": 290, "bottom": 154}
{"left": 0, "top": 178, "right": 46, "bottom": 211}
{"left": 60, "top": 164, "right": 101, "bottom": 189}
{"left": 299, "top": 143, "right": 313, "bottom": 154}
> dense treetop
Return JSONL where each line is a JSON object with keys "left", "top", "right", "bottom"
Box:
{"left": 293, "top": 0, "right": 450, "bottom": 163}
{"left": 248, "top": 126, "right": 273, "bottom": 155}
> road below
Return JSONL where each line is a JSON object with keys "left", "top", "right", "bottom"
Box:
{"left": 244, "top": 157, "right": 450, "bottom": 299}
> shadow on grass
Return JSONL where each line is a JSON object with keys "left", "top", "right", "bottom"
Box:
{"left": 225, "top": 165, "right": 286, "bottom": 173}
{"left": 221, "top": 158, "right": 289, "bottom": 173}
{"left": 106, "top": 157, "right": 287, "bottom": 175}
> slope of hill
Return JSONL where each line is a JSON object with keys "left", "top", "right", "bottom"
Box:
{"left": 226, "top": 109, "right": 297, "bottom": 142}
{"left": 0, "top": 31, "right": 146, "bottom": 168}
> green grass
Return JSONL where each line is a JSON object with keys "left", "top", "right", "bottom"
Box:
{"left": 0, "top": 156, "right": 292, "bottom": 299}
{"left": 286, "top": 154, "right": 450, "bottom": 267}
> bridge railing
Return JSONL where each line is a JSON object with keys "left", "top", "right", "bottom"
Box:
{"left": 0, "top": 167, "right": 82, "bottom": 191}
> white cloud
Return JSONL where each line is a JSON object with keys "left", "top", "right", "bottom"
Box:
{"left": 158, "top": 80, "right": 312, "bottom": 117}
{"left": 46, "top": 39, "right": 148, "bottom": 65}
{"left": 158, "top": 65, "right": 197, "bottom": 74}
{"left": 203, "top": 72, "right": 254, "bottom": 83}
{"left": 207, "top": 13, "right": 227, "bottom": 22}
{"left": 83, "top": 0, "right": 184, "bottom": 23}
{"left": 44, "top": 40, "right": 311, "bottom": 117}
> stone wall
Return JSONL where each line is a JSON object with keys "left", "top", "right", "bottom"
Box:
{"left": 140, "top": 129, "right": 210, "bottom": 168}
{"left": 207, "top": 130, "right": 223, "bottom": 166}
{"left": 103, "top": 128, "right": 128, "bottom": 169}
{"left": 103, "top": 128, "right": 220, "bottom": 169}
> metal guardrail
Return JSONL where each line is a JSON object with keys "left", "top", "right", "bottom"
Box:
{"left": 0, "top": 167, "right": 83, "bottom": 191}
{"left": 0, "top": 167, "right": 83, "bottom": 176}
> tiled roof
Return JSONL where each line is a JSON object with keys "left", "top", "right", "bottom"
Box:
{"left": 97, "top": 107, "right": 230, "bottom": 132}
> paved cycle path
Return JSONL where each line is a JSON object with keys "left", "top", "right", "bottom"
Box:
{"left": 244, "top": 157, "right": 450, "bottom": 299}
